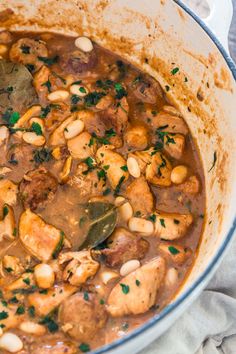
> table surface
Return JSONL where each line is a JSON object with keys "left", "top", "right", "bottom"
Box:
{"left": 183, "top": 0, "right": 236, "bottom": 61}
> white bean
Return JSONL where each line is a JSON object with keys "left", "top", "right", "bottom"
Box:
{"left": 29, "top": 117, "right": 45, "bottom": 134}
{"left": 165, "top": 267, "right": 178, "bottom": 287}
{"left": 128, "top": 217, "right": 154, "bottom": 235}
{"left": 22, "top": 132, "right": 45, "bottom": 146}
{"left": 119, "top": 202, "right": 133, "bottom": 222}
{"left": 70, "top": 84, "right": 89, "bottom": 97}
{"left": 75, "top": 36, "right": 93, "bottom": 52}
{"left": 64, "top": 119, "right": 84, "bottom": 140}
{"left": 34, "top": 263, "right": 55, "bottom": 289}
{"left": 120, "top": 259, "right": 140, "bottom": 276}
{"left": 100, "top": 271, "right": 119, "bottom": 285}
{"left": 171, "top": 165, "right": 188, "bottom": 184}
{"left": 114, "top": 196, "right": 125, "bottom": 207}
{"left": 19, "top": 321, "right": 46, "bottom": 335}
{"left": 48, "top": 90, "right": 69, "bottom": 102}
{"left": 127, "top": 156, "right": 141, "bottom": 178}
{"left": 0, "top": 126, "right": 9, "bottom": 144}
{"left": 0, "top": 333, "right": 23, "bottom": 353}
{"left": 0, "top": 44, "right": 8, "bottom": 55}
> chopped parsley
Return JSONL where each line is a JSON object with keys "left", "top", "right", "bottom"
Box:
{"left": 71, "top": 94, "right": 81, "bottom": 105}
{"left": 97, "top": 169, "right": 106, "bottom": 181}
{"left": 3, "top": 205, "right": 9, "bottom": 218}
{"left": 52, "top": 71, "right": 67, "bottom": 84}
{"left": 121, "top": 322, "right": 129, "bottom": 331}
{"left": 168, "top": 246, "right": 180, "bottom": 255}
{"left": 85, "top": 157, "right": 95, "bottom": 169}
{"left": 40, "top": 105, "right": 51, "bottom": 118}
{"left": 79, "top": 343, "right": 91, "bottom": 352}
{"left": 171, "top": 67, "right": 179, "bottom": 75}
{"left": 1, "top": 300, "right": 7, "bottom": 307}
{"left": 96, "top": 79, "right": 113, "bottom": 90}
{"left": 120, "top": 165, "right": 128, "bottom": 171}
{"left": 165, "top": 85, "right": 170, "bottom": 92}
{"left": 40, "top": 315, "right": 59, "bottom": 333}
{"left": 99, "top": 299, "right": 105, "bottom": 305}
{"left": 160, "top": 218, "right": 166, "bottom": 228}
{"left": 7, "top": 111, "right": 20, "bottom": 126}
{"left": 157, "top": 155, "right": 167, "bottom": 177}
{"left": 16, "top": 305, "right": 25, "bottom": 315}
{"left": 4, "top": 267, "right": 13, "bottom": 273}
{"left": 38, "top": 55, "right": 59, "bottom": 66}
{"left": 114, "top": 83, "right": 127, "bottom": 99}
{"left": 135, "top": 279, "right": 141, "bottom": 287}
{"left": 23, "top": 277, "right": 31, "bottom": 285}
{"left": 9, "top": 296, "right": 19, "bottom": 304}
{"left": 33, "top": 148, "right": 52, "bottom": 164}
{"left": 148, "top": 214, "right": 157, "bottom": 223}
{"left": 41, "top": 79, "right": 52, "bottom": 92}
{"left": 0, "top": 311, "right": 8, "bottom": 320}
{"left": 20, "top": 45, "right": 30, "bottom": 54}
{"left": 103, "top": 188, "right": 111, "bottom": 196}
{"left": 52, "top": 231, "right": 65, "bottom": 259}
{"left": 31, "top": 122, "right": 43, "bottom": 136}
{"left": 120, "top": 283, "right": 130, "bottom": 294}
{"left": 114, "top": 175, "right": 125, "bottom": 195}
{"left": 174, "top": 219, "right": 180, "bottom": 224}
{"left": 28, "top": 306, "right": 35, "bottom": 317}
{"left": 84, "top": 91, "right": 105, "bottom": 107}
{"left": 208, "top": 151, "right": 217, "bottom": 172}
{"left": 105, "top": 128, "right": 116, "bottom": 138}
{"left": 83, "top": 292, "right": 89, "bottom": 301}
{"left": 26, "top": 64, "right": 35, "bottom": 73}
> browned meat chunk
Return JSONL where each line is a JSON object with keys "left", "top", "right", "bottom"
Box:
{"left": 101, "top": 227, "right": 149, "bottom": 267}
{"left": 133, "top": 76, "right": 163, "bottom": 104}
{"left": 59, "top": 292, "right": 107, "bottom": 341}
{"left": 20, "top": 168, "right": 58, "bottom": 210}
{"left": 60, "top": 49, "right": 97, "bottom": 74}
{"left": 152, "top": 111, "right": 188, "bottom": 135}
{"left": 30, "top": 338, "right": 77, "bottom": 354}
{"left": 0, "top": 30, "right": 12, "bottom": 44}
{"left": 126, "top": 176, "right": 154, "bottom": 216}
{"left": 124, "top": 123, "right": 149, "bottom": 150}
{"left": 163, "top": 133, "right": 185, "bottom": 159}
{"left": 178, "top": 175, "right": 200, "bottom": 194}
{"left": 9, "top": 38, "right": 48, "bottom": 72}
{"left": 99, "top": 97, "right": 129, "bottom": 135}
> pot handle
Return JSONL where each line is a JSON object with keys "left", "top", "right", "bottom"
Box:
{"left": 204, "top": 0, "right": 233, "bottom": 53}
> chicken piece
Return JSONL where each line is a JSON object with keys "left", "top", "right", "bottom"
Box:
{"left": 30, "top": 339, "right": 77, "bottom": 354}
{"left": 0, "top": 301, "right": 21, "bottom": 330}
{"left": 101, "top": 227, "right": 149, "bottom": 267}
{"left": 1, "top": 255, "right": 24, "bottom": 276}
{"left": 146, "top": 152, "right": 172, "bottom": 187}
{"left": 107, "top": 257, "right": 165, "bottom": 316}
{"left": 59, "top": 250, "right": 99, "bottom": 286}
{"left": 19, "top": 209, "right": 64, "bottom": 262}
{"left": 0, "top": 204, "right": 15, "bottom": 241}
{"left": 124, "top": 123, "right": 149, "bottom": 150}
{"left": 99, "top": 97, "right": 129, "bottom": 135}
{"left": 0, "top": 179, "right": 18, "bottom": 206}
{"left": 19, "top": 168, "right": 58, "bottom": 211}
{"left": 128, "top": 149, "right": 154, "bottom": 174}
{"left": 9, "top": 38, "right": 48, "bottom": 72}
{"left": 49, "top": 115, "right": 75, "bottom": 146}
{"left": 133, "top": 76, "right": 163, "bottom": 104}
{"left": 59, "top": 292, "right": 107, "bottom": 341}
{"left": 155, "top": 212, "right": 193, "bottom": 240}
{"left": 0, "top": 31, "right": 12, "bottom": 44}
{"left": 28, "top": 284, "right": 77, "bottom": 317}
{"left": 178, "top": 175, "right": 200, "bottom": 194}
{"left": 163, "top": 133, "right": 185, "bottom": 160}
{"left": 6, "top": 272, "right": 35, "bottom": 291}
{"left": 126, "top": 176, "right": 154, "bottom": 216}
{"left": 96, "top": 145, "right": 129, "bottom": 190}
{"left": 96, "top": 94, "right": 114, "bottom": 110}
{"left": 68, "top": 162, "right": 105, "bottom": 197}
{"left": 67, "top": 132, "right": 95, "bottom": 160}
{"left": 159, "top": 243, "right": 192, "bottom": 265}
{"left": 152, "top": 111, "right": 188, "bottom": 135}
{"left": 60, "top": 49, "right": 97, "bottom": 74}
{"left": 33, "top": 66, "right": 54, "bottom": 101}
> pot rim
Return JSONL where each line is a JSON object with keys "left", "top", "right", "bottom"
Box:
{"left": 92, "top": 1, "right": 236, "bottom": 353}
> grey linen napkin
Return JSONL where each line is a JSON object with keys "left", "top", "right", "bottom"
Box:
{"left": 140, "top": 238, "right": 236, "bottom": 354}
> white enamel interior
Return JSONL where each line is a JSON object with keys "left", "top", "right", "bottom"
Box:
{"left": 0, "top": 1, "right": 235, "bottom": 353}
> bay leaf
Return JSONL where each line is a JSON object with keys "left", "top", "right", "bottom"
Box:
{"left": 0, "top": 59, "right": 38, "bottom": 115}
{"left": 79, "top": 201, "right": 117, "bottom": 249}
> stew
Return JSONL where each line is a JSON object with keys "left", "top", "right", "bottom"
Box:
{"left": 0, "top": 31, "right": 205, "bottom": 353}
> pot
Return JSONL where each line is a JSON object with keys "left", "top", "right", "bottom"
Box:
{"left": 0, "top": 0, "right": 235, "bottom": 353}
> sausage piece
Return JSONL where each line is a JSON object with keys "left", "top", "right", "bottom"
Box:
{"left": 60, "top": 49, "right": 97, "bottom": 74}
{"left": 20, "top": 168, "right": 58, "bottom": 210}
{"left": 101, "top": 227, "right": 149, "bottom": 267}
{"left": 59, "top": 292, "right": 107, "bottom": 341}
